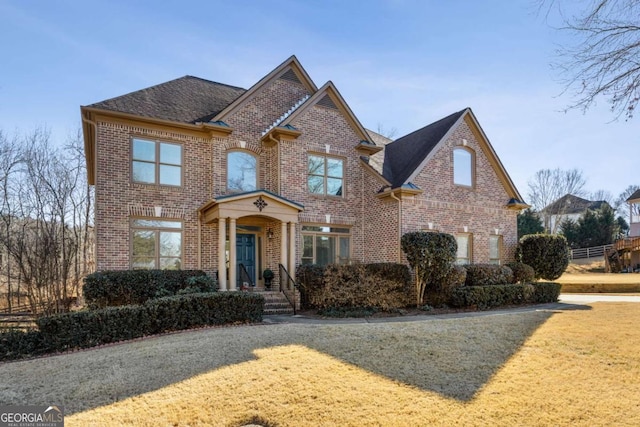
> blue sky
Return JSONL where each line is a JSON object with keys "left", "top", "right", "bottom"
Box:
{"left": 0, "top": 0, "right": 637, "bottom": 203}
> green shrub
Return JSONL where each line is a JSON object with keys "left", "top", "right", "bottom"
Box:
{"left": 507, "top": 262, "right": 536, "bottom": 284}
{"left": 517, "top": 234, "right": 570, "bottom": 280}
{"left": 464, "top": 264, "right": 514, "bottom": 287}
{"left": 401, "top": 231, "right": 457, "bottom": 306}
{"left": 83, "top": 270, "right": 208, "bottom": 308}
{"left": 530, "top": 282, "right": 562, "bottom": 303}
{"left": 0, "top": 330, "right": 48, "bottom": 362}
{"left": 450, "top": 282, "right": 561, "bottom": 310}
{"left": 425, "top": 265, "right": 467, "bottom": 306}
{"left": 26, "top": 292, "right": 263, "bottom": 357}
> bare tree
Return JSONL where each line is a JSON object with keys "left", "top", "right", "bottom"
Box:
{"left": 541, "top": 0, "right": 640, "bottom": 119}
{"left": 376, "top": 123, "right": 398, "bottom": 139}
{"left": 0, "top": 127, "right": 94, "bottom": 315}
{"left": 590, "top": 189, "right": 614, "bottom": 204}
{"left": 527, "top": 168, "right": 588, "bottom": 232}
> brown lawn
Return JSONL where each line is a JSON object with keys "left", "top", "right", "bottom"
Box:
{"left": 559, "top": 260, "right": 640, "bottom": 292}
{"left": 1, "top": 303, "right": 639, "bottom": 426}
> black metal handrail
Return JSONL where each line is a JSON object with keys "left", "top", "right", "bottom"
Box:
{"left": 278, "top": 263, "right": 301, "bottom": 314}
{"left": 238, "top": 263, "right": 255, "bottom": 290}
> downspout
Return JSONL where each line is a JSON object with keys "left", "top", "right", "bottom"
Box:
{"left": 389, "top": 190, "right": 402, "bottom": 263}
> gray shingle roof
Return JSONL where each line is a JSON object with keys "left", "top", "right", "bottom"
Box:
{"left": 86, "top": 76, "right": 246, "bottom": 124}
{"left": 382, "top": 109, "right": 466, "bottom": 188}
{"left": 626, "top": 189, "right": 640, "bottom": 202}
{"left": 543, "top": 194, "right": 609, "bottom": 215}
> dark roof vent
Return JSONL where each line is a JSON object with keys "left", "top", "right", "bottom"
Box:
{"left": 317, "top": 94, "right": 338, "bottom": 110}
{"left": 279, "top": 68, "right": 302, "bottom": 84}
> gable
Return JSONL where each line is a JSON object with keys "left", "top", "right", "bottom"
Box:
{"left": 383, "top": 110, "right": 465, "bottom": 187}
{"left": 212, "top": 56, "right": 317, "bottom": 123}
{"left": 384, "top": 108, "right": 524, "bottom": 203}
{"left": 279, "top": 81, "right": 375, "bottom": 145}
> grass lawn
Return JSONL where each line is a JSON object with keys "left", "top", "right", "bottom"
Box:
{"left": 1, "top": 303, "right": 639, "bottom": 426}
{"left": 559, "top": 260, "right": 640, "bottom": 292}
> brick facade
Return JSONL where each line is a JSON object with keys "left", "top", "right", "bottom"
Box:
{"left": 86, "top": 57, "right": 524, "bottom": 284}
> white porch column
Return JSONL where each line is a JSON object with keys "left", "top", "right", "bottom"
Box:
{"left": 288, "top": 222, "right": 296, "bottom": 275}
{"left": 280, "top": 221, "right": 288, "bottom": 288}
{"left": 218, "top": 217, "right": 227, "bottom": 291}
{"left": 229, "top": 218, "right": 237, "bottom": 291}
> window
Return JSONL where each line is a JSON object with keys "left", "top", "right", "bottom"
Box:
{"left": 308, "top": 154, "right": 344, "bottom": 196}
{"left": 131, "top": 219, "right": 182, "bottom": 269}
{"left": 456, "top": 234, "right": 472, "bottom": 265}
{"left": 132, "top": 138, "right": 182, "bottom": 186}
{"left": 489, "top": 235, "right": 502, "bottom": 264}
{"left": 453, "top": 148, "right": 473, "bottom": 187}
{"left": 227, "top": 151, "right": 257, "bottom": 192}
{"left": 301, "top": 225, "right": 350, "bottom": 266}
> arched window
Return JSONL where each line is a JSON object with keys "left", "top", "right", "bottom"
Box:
{"left": 227, "top": 151, "right": 257, "bottom": 192}
{"left": 453, "top": 148, "right": 473, "bottom": 187}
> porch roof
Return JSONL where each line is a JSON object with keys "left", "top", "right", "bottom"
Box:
{"left": 199, "top": 190, "right": 304, "bottom": 224}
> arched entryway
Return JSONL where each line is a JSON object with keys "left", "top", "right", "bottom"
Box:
{"left": 199, "top": 190, "right": 303, "bottom": 291}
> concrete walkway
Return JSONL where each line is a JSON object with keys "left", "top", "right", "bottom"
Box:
{"left": 263, "top": 294, "right": 640, "bottom": 325}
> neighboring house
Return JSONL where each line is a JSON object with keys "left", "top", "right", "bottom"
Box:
{"left": 626, "top": 189, "right": 640, "bottom": 238}
{"left": 541, "top": 194, "right": 610, "bottom": 234}
{"left": 81, "top": 55, "right": 528, "bottom": 291}
{"left": 610, "top": 189, "right": 640, "bottom": 272}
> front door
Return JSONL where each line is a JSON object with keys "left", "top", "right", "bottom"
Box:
{"left": 236, "top": 233, "right": 256, "bottom": 287}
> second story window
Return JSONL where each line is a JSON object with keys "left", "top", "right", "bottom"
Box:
{"left": 132, "top": 138, "right": 182, "bottom": 186}
{"left": 308, "top": 154, "right": 344, "bottom": 197}
{"left": 453, "top": 148, "right": 473, "bottom": 187}
{"left": 227, "top": 151, "right": 257, "bottom": 192}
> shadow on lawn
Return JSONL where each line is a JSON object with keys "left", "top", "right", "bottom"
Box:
{"left": 302, "top": 304, "right": 591, "bottom": 401}
{"left": 0, "top": 303, "right": 590, "bottom": 415}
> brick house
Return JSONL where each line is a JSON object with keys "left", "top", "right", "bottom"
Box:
{"left": 81, "top": 55, "right": 528, "bottom": 292}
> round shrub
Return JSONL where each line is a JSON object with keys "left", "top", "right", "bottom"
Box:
{"left": 506, "top": 262, "right": 536, "bottom": 284}
{"left": 517, "top": 234, "right": 570, "bottom": 280}
{"left": 464, "top": 264, "right": 514, "bottom": 286}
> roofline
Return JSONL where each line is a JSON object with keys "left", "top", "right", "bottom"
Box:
{"left": 359, "top": 157, "right": 392, "bottom": 186}
{"left": 201, "top": 189, "right": 305, "bottom": 211}
{"left": 403, "top": 109, "right": 468, "bottom": 185}
{"left": 81, "top": 106, "right": 234, "bottom": 186}
{"left": 212, "top": 55, "right": 318, "bottom": 122}
{"left": 403, "top": 108, "right": 525, "bottom": 202}
{"left": 464, "top": 109, "right": 525, "bottom": 201}
{"left": 280, "top": 80, "right": 374, "bottom": 143}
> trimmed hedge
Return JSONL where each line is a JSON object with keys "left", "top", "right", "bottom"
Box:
{"left": 518, "top": 234, "right": 570, "bottom": 280}
{"left": 296, "top": 263, "right": 411, "bottom": 310}
{"left": 0, "top": 330, "right": 49, "bottom": 361}
{"left": 83, "top": 270, "right": 210, "bottom": 308}
{"left": 1, "top": 292, "right": 263, "bottom": 361}
{"left": 464, "top": 264, "right": 514, "bottom": 287}
{"left": 425, "top": 265, "right": 467, "bottom": 306}
{"left": 506, "top": 262, "right": 536, "bottom": 284}
{"left": 450, "top": 282, "right": 561, "bottom": 310}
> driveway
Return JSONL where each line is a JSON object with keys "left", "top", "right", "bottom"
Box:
{"left": 559, "top": 293, "right": 640, "bottom": 303}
